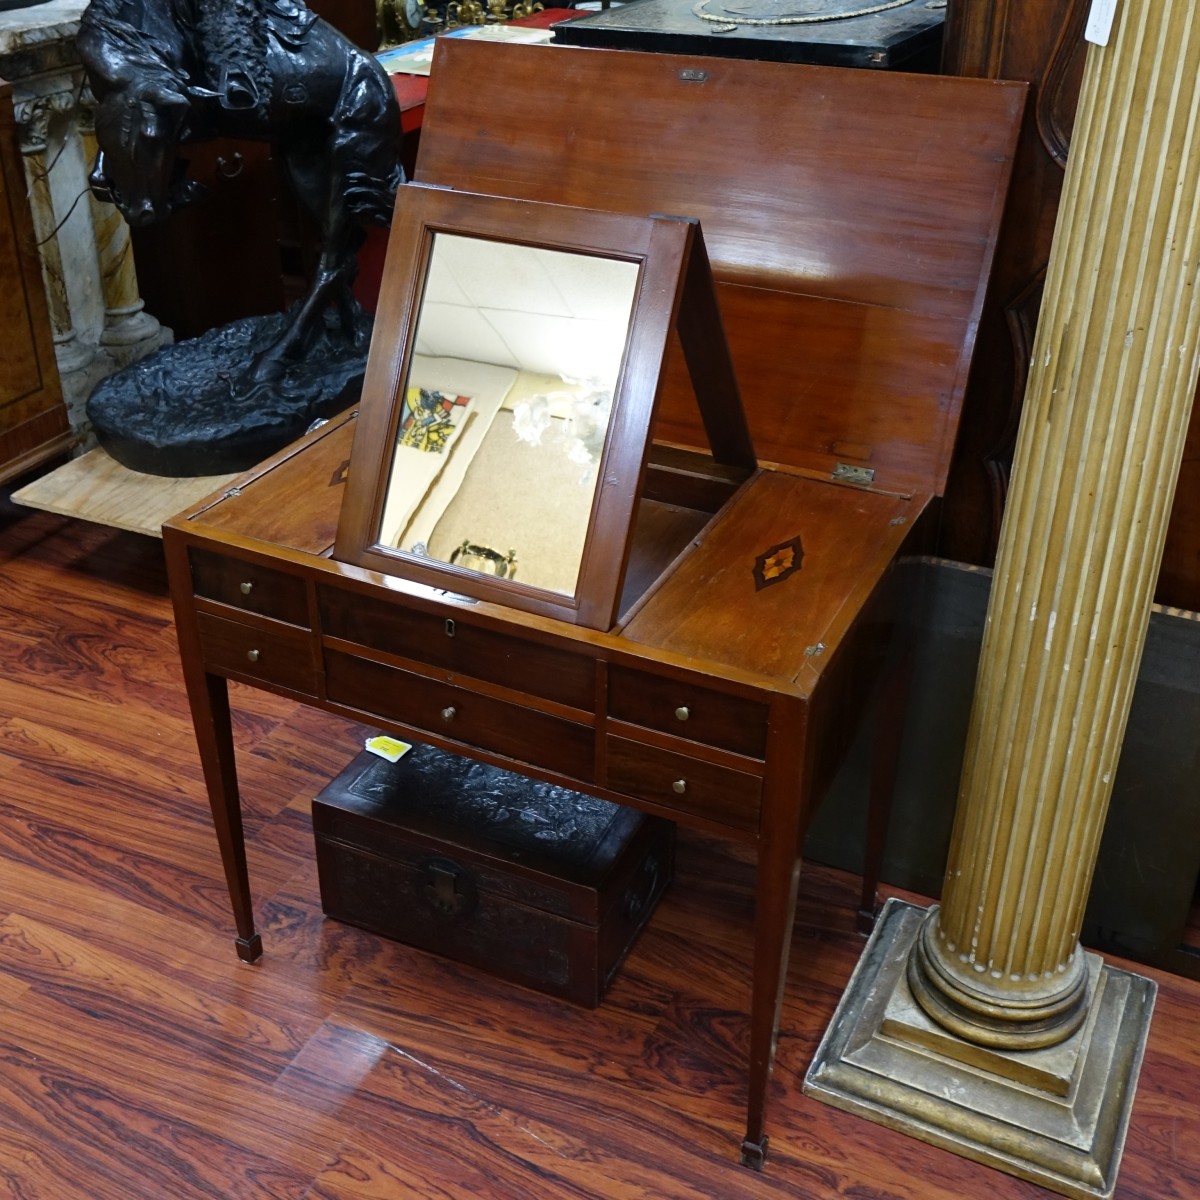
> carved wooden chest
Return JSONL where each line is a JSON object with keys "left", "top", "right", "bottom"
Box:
{"left": 313, "top": 742, "right": 674, "bottom": 1006}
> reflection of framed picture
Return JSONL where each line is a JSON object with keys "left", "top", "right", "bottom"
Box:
{"left": 377, "top": 356, "right": 516, "bottom": 550}
{"left": 398, "top": 387, "right": 471, "bottom": 454}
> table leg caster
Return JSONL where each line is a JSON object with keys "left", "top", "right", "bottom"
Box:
{"left": 235, "top": 933, "right": 263, "bottom": 962}
{"left": 740, "top": 1134, "right": 769, "bottom": 1170}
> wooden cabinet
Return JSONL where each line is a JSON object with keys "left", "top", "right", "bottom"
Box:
{"left": 937, "top": 1, "right": 1085, "bottom": 570}
{"left": 130, "top": 139, "right": 290, "bottom": 343}
{"left": 939, "top": 0, "right": 1200, "bottom": 609}
{"left": 0, "top": 79, "right": 70, "bottom": 487}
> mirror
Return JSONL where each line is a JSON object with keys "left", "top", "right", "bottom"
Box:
{"left": 377, "top": 234, "right": 640, "bottom": 597}
{"left": 335, "top": 185, "right": 738, "bottom": 630}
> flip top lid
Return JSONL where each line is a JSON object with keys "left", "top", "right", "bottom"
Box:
{"left": 414, "top": 40, "right": 1025, "bottom": 496}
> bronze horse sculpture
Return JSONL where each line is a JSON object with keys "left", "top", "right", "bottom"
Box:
{"left": 78, "top": 0, "right": 405, "bottom": 385}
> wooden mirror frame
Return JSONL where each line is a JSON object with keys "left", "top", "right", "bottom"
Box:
{"left": 336, "top": 184, "right": 752, "bottom": 630}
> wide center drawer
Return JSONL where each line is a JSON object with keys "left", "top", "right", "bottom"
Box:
{"left": 324, "top": 649, "right": 594, "bottom": 782}
{"left": 604, "top": 736, "right": 761, "bottom": 833}
{"left": 319, "top": 588, "right": 595, "bottom": 711}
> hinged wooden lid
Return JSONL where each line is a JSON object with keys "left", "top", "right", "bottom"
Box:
{"left": 414, "top": 41, "right": 1025, "bottom": 496}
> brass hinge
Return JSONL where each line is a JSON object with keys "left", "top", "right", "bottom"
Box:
{"left": 831, "top": 463, "right": 876, "bottom": 487}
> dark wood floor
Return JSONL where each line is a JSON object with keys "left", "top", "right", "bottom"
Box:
{"left": 1, "top": 490, "right": 1198, "bottom": 1200}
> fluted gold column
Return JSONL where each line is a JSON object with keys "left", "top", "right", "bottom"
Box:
{"left": 806, "top": 5, "right": 1192, "bottom": 1197}
{"left": 910, "top": 0, "right": 1198, "bottom": 1049}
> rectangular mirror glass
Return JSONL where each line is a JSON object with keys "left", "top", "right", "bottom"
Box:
{"left": 378, "top": 234, "right": 640, "bottom": 598}
{"left": 336, "top": 186, "right": 708, "bottom": 629}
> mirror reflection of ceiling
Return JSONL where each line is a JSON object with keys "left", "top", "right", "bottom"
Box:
{"left": 414, "top": 234, "right": 640, "bottom": 387}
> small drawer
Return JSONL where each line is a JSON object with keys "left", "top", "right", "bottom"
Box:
{"left": 604, "top": 736, "right": 761, "bottom": 833}
{"left": 325, "top": 650, "right": 594, "bottom": 782}
{"left": 196, "top": 611, "right": 318, "bottom": 695}
{"left": 319, "top": 588, "right": 594, "bottom": 711}
{"left": 191, "top": 549, "right": 309, "bottom": 627}
{"left": 607, "top": 667, "right": 768, "bottom": 759}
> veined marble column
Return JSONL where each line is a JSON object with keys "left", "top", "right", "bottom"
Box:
{"left": 76, "top": 89, "right": 162, "bottom": 351}
{"left": 14, "top": 92, "right": 94, "bottom": 375}
{"left": 806, "top": 4, "right": 1195, "bottom": 1197}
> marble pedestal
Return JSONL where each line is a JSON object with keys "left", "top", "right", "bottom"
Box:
{"left": 0, "top": 0, "right": 170, "bottom": 449}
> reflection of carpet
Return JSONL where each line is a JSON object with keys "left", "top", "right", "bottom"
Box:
{"left": 87, "top": 307, "right": 372, "bottom": 477}
{"left": 428, "top": 410, "right": 600, "bottom": 597}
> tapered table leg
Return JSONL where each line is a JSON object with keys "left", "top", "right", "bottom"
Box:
{"left": 164, "top": 531, "right": 262, "bottom": 962}
{"left": 189, "top": 670, "right": 261, "bottom": 962}
{"left": 741, "top": 843, "right": 801, "bottom": 1169}
{"left": 857, "top": 644, "right": 913, "bottom": 934}
{"left": 741, "top": 699, "right": 807, "bottom": 1168}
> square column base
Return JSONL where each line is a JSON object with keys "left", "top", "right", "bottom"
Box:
{"left": 803, "top": 899, "right": 1157, "bottom": 1200}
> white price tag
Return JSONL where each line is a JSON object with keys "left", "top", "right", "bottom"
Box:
{"left": 364, "top": 734, "right": 412, "bottom": 763}
{"left": 1085, "top": 0, "right": 1118, "bottom": 46}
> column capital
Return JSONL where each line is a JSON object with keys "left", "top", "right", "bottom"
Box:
{"left": 13, "top": 85, "right": 79, "bottom": 155}
{"left": 13, "top": 93, "right": 55, "bottom": 154}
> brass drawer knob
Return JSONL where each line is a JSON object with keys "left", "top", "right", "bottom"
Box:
{"left": 239, "top": 581, "right": 254, "bottom": 595}
{"left": 246, "top": 649, "right": 260, "bottom": 663}
{"left": 672, "top": 779, "right": 687, "bottom": 795}
{"left": 441, "top": 705, "right": 457, "bottom": 722}
{"left": 674, "top": 705, "right": 690, "bottom": 722}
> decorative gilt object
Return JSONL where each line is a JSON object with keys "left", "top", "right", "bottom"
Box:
{"left": 377, "top": 0, "right": 426, "bottom": 45}
{"left": 806, "top": 3, "right": 1200, "bottom": 1196}
{"left": 449, "top": 541, "right": 518, "bottom": 579}
{"left": 377, "top": 0, "right": 542, "bottom": 43}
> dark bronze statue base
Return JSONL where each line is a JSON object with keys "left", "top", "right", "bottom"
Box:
{"left": 86, "top": 305, "right": 373, "bottom": 477}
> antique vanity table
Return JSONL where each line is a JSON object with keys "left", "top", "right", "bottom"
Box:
{"left": 162, "top": 40, "right": 1024, "bottom": 1166}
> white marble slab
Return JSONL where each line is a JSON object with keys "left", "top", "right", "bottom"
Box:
{"left": 0, "top": 0, "right": 85, "bottom": 58}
